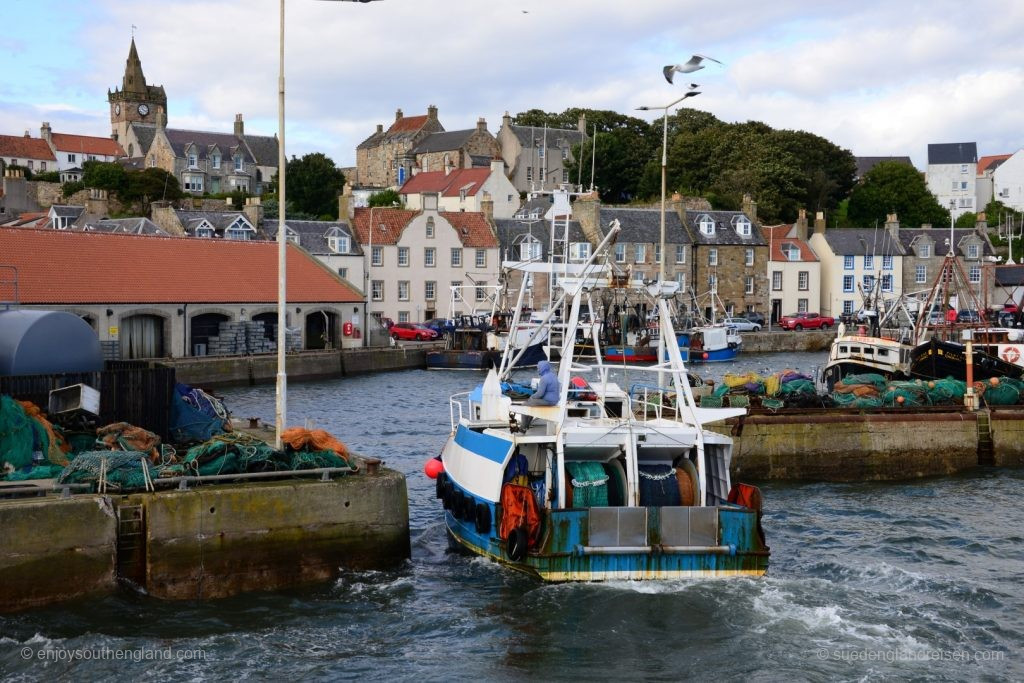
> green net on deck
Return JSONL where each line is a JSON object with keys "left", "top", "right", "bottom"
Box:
{"left": 57, "top": 451, "right": 155, "bottom": 492}
{"left": 982, "top": 377, "right": 1024, "bottom": 406}
{"left": 169, "top": 433, "right": 285, "bottom": 477}
{"left": 567, "top": 461, "right": 609, "bottom": 508}
{"left": 881, "top": 381, "right": 931, "bottom": 407}
{"left": 778, "top": 379, "right": 816, "bottom": 398}
{"left": 5, "top": 465, "right": 66, "bottom": 481}
{"left": 839, "top": 374, "right": 888, "bottom": 391}
{"left": 831, "top": 391, "right": 882, "bottom": 408}
{"left": 0, "top": 395, "right": 42, "bottom": 471}
{"left": 290, "top": 450, "right": 351, "bottom": 470}
{"left": 926, "top": 378, "right": 967, "bottom": 405}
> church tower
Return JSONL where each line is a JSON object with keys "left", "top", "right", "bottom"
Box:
{"left": 108, "top": 38, "right": 167, "bottom": 149}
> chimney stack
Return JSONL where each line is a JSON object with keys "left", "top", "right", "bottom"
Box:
{"left": 741, "top": 193, "right": 758, "bottom": 223}
{"left": 885, "top": 212, "right": 899, "bottom": 239}
{"left": 476, "top": 117, "right": 487, "bottom": 133}
{"left": 814, "top": 211, "right": 826, "bottom": 235}
{"left": 243, "top": 196, "right": 263, "bottom": 227}
{"left": 427, "top": 105, "right": 438, "bottom": 121}
{"left": 40, "top": 122, "right": 52, "bottom": 143}
{"left": 795, "top": 208, "right": 808, "bottom": 241}
{"left": 395, "top": 108, "right": 404, "bottom": 122}
{"left": 234, "top": 113, "right": 244, "bottom": 137}
{"left": 338, "top": 183, "right": 354, "bottom": 221}
{"left": 376, "top": 124, "right": 383, "bottom": 134}
{"left": 480, "top": 192, "right": 494, "bottom": 221}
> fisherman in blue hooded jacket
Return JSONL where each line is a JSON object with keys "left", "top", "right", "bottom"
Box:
{"left": 520, "top": 360, "right": 560, "bottom": 430}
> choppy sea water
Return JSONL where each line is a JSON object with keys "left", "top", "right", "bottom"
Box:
{"left": 2, "top": 352, "right": 1022, "bottom": 681}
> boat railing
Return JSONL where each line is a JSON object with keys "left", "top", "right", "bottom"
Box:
{"left": 627, "top": 383, "right": 680, "bottom": 421}
{"left": 448, "top": 391, "right": 471, "bottom": 430}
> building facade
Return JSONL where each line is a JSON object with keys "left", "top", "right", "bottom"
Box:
{"left": 399, "top": 161, "right": 520, "bottom": 218}
{"left": 497, "top": 112, "right": 586, "bottom": 193}
{"left": 763, "top": 214, "right": 821, "bottom": 323}
{"left": 355, "top": 107, "right": 444, "bottom": 189}
{"left": 926, "top": 142, "right": 978, "bottom": 221}
{"left": 409, "top": 118, "right": 501, "bottom": 174}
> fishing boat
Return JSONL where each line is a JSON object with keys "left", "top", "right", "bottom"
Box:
{"left": 428, "top": 224, "right": 769, "bottom": 581}
{"left": 677, "top": 324, "right": 742, "bottom": 363}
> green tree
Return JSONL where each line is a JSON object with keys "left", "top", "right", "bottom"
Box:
{"left": 82, "top": 160, "right": 128, "bottom": 194}
{"left": 281, "top": 152, "right": 346, "bottom": 219}
{"left": 368, "top": 188, "right": 401, "bottom": 207}
{"left": 955, "top": 211, "right": 977, "bottom": 228}
{"left": 847, "top": 161, "right": 949, "bottom": 229}
{"left": 61, "top": 180, "right": 84, "bottom": 197}
{"left": 122, "top": 167, "right": 184, "bottom": 205}
{"left": 33, "top": 170, "right": 59, "bottom": 182}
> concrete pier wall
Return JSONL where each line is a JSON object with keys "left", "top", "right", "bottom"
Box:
{"left": 990, "top": 410, "right": 1024, "bottom": 467}
{"left": 740, "top": 330, "right": 834, "bottom": 353}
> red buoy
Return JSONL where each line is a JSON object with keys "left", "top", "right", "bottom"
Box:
{"left": 702, "top": 352, "right": 709, "bottom": 360}
{"left": 424, "top": 458, "right": 444, "bottom": 479}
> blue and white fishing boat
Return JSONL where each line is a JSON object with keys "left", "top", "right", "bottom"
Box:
{"left": 677, "top": 324, "right": 742, "bottom": 363}
{"left": 429, "top": 224, "right": 769, "bottom": 581}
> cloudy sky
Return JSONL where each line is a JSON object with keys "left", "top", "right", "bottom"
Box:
{"left": 5, "top": 0, "right": 1023, "bottom": 169}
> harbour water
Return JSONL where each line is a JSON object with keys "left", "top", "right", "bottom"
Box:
{"left": 2, "top": 352, "right": 1023, "bottom": 680}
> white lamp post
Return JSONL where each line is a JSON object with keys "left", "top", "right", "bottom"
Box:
{"left": 276, "top": 0, "right": 381, "bottom": 449}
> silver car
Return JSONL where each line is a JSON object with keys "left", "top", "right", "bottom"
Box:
{"left": 723, "top": 316, "right": 761, "bottom": 332}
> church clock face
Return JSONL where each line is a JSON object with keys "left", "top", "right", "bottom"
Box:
{"left": 114, "top": 104, "right": 121, "bottom": 115}
{"left": 138, "top": 103, "right": 150, "bottom": 116}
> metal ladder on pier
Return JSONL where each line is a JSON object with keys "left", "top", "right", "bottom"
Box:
{"left": 976, "top": 410, "right": 994, "bottom": 467}
{"left": 116, "top": 504, "right": 146, "bottom": 585}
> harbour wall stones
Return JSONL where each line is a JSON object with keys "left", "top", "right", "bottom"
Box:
{"left": 739, "top": 330, "right": 834, "bottom": 353}
{"left": 990, "top": 410, "right": 1024, "bottom": 467}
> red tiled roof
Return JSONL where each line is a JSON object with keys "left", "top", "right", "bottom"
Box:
{"left": 0, "top": 212, "right": 48, "bottom": 228}
{"left": 50, "top": 133, "right": 124, "bottom": 157}
{"left": 387, "top": 114, "right": 428, "bottom": 134}
{"left": 351, "top": 207, "right": 418, "bottom": 246}
{"left": 762, "top": 224, "right": 818, "bottom": 262}
{"left": 978, "top": 153, "right": 1012, "bottom": 174}
{"left": 399, "top": 168, "right": 490, "bottom": 198}
{"left": 441, "top": 212, "right": 498, "bottom": 248}
{"left": 0, "top": 135, "right": 56, "bottom": 161}
{"left": 0, "top": 228, "right": 361, "bottom": 304}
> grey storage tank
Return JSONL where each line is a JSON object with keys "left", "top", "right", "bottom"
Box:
{"left": 0, "top": 310, "right": 103, "bottom": 376}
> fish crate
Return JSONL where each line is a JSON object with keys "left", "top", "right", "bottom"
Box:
{"left": 48, "top": 383, "right": 101, "bottom": 416}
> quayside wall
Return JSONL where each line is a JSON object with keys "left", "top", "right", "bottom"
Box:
{"left": 0, "top": 467, "right": 409, "bottom": 612}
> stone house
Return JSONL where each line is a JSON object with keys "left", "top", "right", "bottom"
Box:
{"left": 0, "top": 226, "right": 366, "bottom": 358}
{"left": 40, "top": 123, "right": 125, "bottom": 172}
{"left": 0, "top": 133, "right": 57, "bottom": 175}
{"left": 151, "top": 199, "right": 262, "bottom": 239}
{"left": 356, "top": 107, "right": 444, "bottom": 189}
{"left": 409, "top": 118, "right": 501, "bottom": 174}
{"left": 399, "top": 160, "right": 520, "bottom": 218}
{"left": 762, "top": 212, "right": 821, "bottom": 324}
{"left": 926, "top": 142, "right": 978, "bottom": 220}
{"left": 497, "top": 112, "right": 587, "bottom": 193}
{"left": 808, "top": 215, "right": 904, "bottom": 318}
{"left": 350, "top": 196, "right": 500, "bottom": 323}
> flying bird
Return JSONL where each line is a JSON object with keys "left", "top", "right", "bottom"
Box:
{"left": 663, "top": 54, "right": 722, "bottom": 83}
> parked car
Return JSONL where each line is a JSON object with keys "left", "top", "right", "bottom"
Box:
{"left": 739, "top": 311, "right": 766, "bottom": 326}
{"left": 778, "top": 312, "right": 834, "bottom": 331}
{"left": 723, "top": 316, "right": 762, "bottom": 332}
{"left": 390, "top": 322, "right": 440, "bottom": 341}
{"left": 424, "top": 318, "right": 454, "bottom": 335}
{"left": 956, "top": 310, "right": 982, "bottom": 324}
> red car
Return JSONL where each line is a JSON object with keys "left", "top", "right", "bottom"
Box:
{"left": 390, "top": 322, "right": 439, "bottom": 341}
{"left": 778, "top": 312, "right": 835, "bottom": 331}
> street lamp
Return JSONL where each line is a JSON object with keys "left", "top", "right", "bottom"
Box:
{"left": 276, "top": 0, "right": 382, "bottom": 450}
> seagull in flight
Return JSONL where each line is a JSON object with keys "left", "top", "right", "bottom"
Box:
{"left": 663, "top": 54, "right": 722, "bottom": 83}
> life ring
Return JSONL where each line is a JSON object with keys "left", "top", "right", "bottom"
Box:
{"left": 475, "top": 503, "right": 492, "bottom": 534}
{"left": 508, "top": 526, "right": 529, "bottom": 561}
{"left": 1002, "top": 346, "right": 1021, "bottom": 364}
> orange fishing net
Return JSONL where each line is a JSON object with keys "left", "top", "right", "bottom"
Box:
{"left": 280, "top": 427, "right": 349, "bottom": 456}
{"left": 97, "top": 422, "right": 162, "bottom": 462}
{"left": 17, "top": 400, "right": 71, "bottom": 466}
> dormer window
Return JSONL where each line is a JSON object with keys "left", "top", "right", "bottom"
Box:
{"left": 967, "top": 243, "right": 979, "bottom": 259}
{"left": 698, "top": 215, "right": 715, "bottom": 236}
{"left": 570, "top": 242, "right": 591, "bottom": 261}
{"left": 234, "top": 155, "right": 243, "bottom": 171}
{"left": 196, "top": 226, "right": 214, "bottom": 238}
{"left": 188, "top": 153, "right": 198, "bottom": 168}
{"left": 731, "top": 215, "right": 752, "bottom": 237}
{"left": 225, "top": 217, "right": 253, "bottom": 240}
{"left": 212, "top": 153, "right": 221, "bottom": 169}
{"left": 325, "top": 227, "right": 349, "bottom": 253}
{"left": 919, "top": 244, "right": 931, "bottom": 258}
{"left": 519, "top": 236, "right": 542, "bottom": 260}
{"left": 784, "top": 244, "right": 800, "bottom": 261}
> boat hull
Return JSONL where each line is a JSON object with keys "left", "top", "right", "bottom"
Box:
{"left": 427, "top": 342, "right": 547, "bottom": 370}
{"left": 910, "top": 338, "right": 1024, "bottom": 382}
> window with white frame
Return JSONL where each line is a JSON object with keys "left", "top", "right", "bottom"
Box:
{"left": 397, "top": 311, "right": 409, "bottom": 323}
{"left": 451, "top": 248, "right": 462, "bottom": 267}
{"left": 919, "top": 243, "right": 931, "bottom": 258}
{"left": 615, "top": 244, "right": 626, "bottom": 263}
{"left": 798, "top": 298, "right": 809, "bottom": 313}
{"left": 969, "top": 266, "right": 981, "bottom": 284}
{"left": 286, "top": 229, "right": 300, "bottom": 245}
{"left": 426, "top": 217, "right": 435, "bottom": 238}
{"left": 398, "top": 281, "right": 409, "bottom": 301}
{"left": 425, "top": 281, "right": 436, "bottom": 300}
{"left": 538, "top": 145, "right": 545, "bottom": 159}
{"left": 562, "top": 169, "right": 569, "bottom": 183}
{"left": 337, "top": 267, "right": 347, "bottom": 279}
{"left": 967, "top": 244, "right": 979, "bottom": 259}
{"left": 698, "top": 215, "right": 715, "bottom": 236}
{"left": 951, "top": 180, "right": 958, "bottom": 190}
{"left": 519, "top": 239, "right": 541, "bottom": 260}
{"left": 785, "top": 244, "right": 801, "bottom": 261}
{"left": 398, "top": 247, "right": 410, "bottom": 267}
{"left": 634, "top": 270, "right": 646, "bottom": 282}
{"left": 676, "top": 245, "right": 686, "bottom": 264}
{"left": 745, "top": 275, "right": 754, "bottom": 294}
{"left": 843, "top": 275, "right": 854, "bottom": 293}
{"left": 843, "top": 300, "right": 854, "bottom": 314}
{"left": 475, "top": 249, "right": 486, "bottom": 268}
{"left": 864, "top": 254, "right": 874, "bottom": 270}
{"left": 570, "top": 242, "right": 591, "bottom": 261}
{"left": 424, "top": 247, "right": 436, "bottom": 267}
{"left": 798, "top": 271, "right": 809, "bottom": 290}
{"left": 327, "top": 233, "right": 349, "bottom": 253}
{"left": 67, "top": 153, "right": 76, "bottom": 163}
{"left": 654, "top": 244, "right": 661, "bottom": 265}
{"left": 475, "top": 285, "right": 486, "bottom": 301}
{"left": 916, "top": 265, "right": 927, "bottom": 283}
{"left": 772, "top": 271, "right": 782, "bottom": 290}
{"left": 881, "top": 274, "right": 893, "bottom": 292}
{"left": 732, "top": 215, "right": 752, "bottom": 237}
{"left": 195, "top": 225, "right": 214, "bottom": 238}
{"left": 187, "top": 153, "right": 197, "bottom": 168}
{"left": 183, "top": 174, "right": 204, "bottom": 192}
{"left": 745, "top": 248, "right": 754, "bottom": 266}
{"left": 960, "top": 197, "right": 973, "bottom": 208}
{"left": 634, "top": 244, "right": 646, "bottom": 262}
{"left": 225, "top": 218, "right": 252, "bottom": 240}
{"left": 212, "top": 154, "right": 221, "bottom": 169}
{"left": 883, "top": 254, "right": 893, "bottom": 270}
{"left": 371, "top": 246, "right": 383, "bottom": 267}
{"left": 371, "top": 280, "right": 383, "bottom": 301}
{"left": 708, "top": 248, "right": 717, "bottom": 266}
{"left": 844, "top": 255, "right": 854, "bottom": 269}
{"left": 863, "top": 274, "right": 875, "bottom": 291}
{"left": 234, "top": 156, "right": 243, "bottom": 171}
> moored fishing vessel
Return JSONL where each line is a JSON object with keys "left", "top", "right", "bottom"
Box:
{"left": 428, "top": 225, "right": 769, "bottom": 581}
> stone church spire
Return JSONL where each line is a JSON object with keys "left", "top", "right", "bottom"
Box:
{"left": 122, "top": 38, "right": 147, "bottom": 94}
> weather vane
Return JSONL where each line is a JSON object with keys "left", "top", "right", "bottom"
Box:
{"left": 131, "top": 24, "right": 137, "bottom": 38}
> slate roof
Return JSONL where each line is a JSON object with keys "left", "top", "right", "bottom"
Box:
{"left": 820, "top": 228, "right": 904, "bottom": 256}
{"left": 129, "top": 124, "right": 157, "bottom": 156}
{"left": 50, "top": 133, "right": 124, "bottom": 157}
{"left": 470, "top": 155, "right": 493, "bottom": 167}
{"left": 0, "top": 227, "right": 361, "bottom": 304}
{"left": 173, "top": 209, "right": 255, "bottom": 234}
{"left": 0, "top": 135, "right": 56, "bottom": 161}
{"left": 855, "top": 156, "right": 914, "bottom": 178}
{"left": 266, "top": 219, "right": 360, "bottom": 255}
{"left": 897, "top": 228, "right": 993, "bottom": 258}
{"left": 84, "top": 217, "right": 167, "bottom": 235}
{"left": 928, "top": 142, "right": 978, "bottom": 165}
{"left": 683, "top": 210, "right": 767, "bottom": 246}
{"left": 164, "top": 129, "right": 251, "bottom": 162}
{"left": 399, "top": 168, "right": 491, "bottom": 198}
{"left": 762, "top": 225, "right": 818, "bottom": 261}
{"left": 356, "top": 128, "right": 386, "bottom": 151}
{"left": 0, "top": 212, "right": 48, "bottom": 228}
{"left": 245, "top": 134, "right": 279, "bottom": 166}
{"left": 599, "top": 207, "right": 691, "bottom": 245}
{"left": 994, "top": 264, "right": 1024, "bottom": 287}
{"left": 494, "top": 217, "right": 587, "bottom": 260}
{"left": 50, "top": 205, "right": 86, "bottom": 220}
{"left": 411, "top": 129, "right": 476, "bottom": 154}
{"left": 978, "top": 154, "right": 1012, "bottom": 175}
{"left": 509, "top": 124, "right": 584, "bottom": 149}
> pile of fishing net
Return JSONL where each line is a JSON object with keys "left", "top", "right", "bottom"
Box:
{"left": 0, "top": 395, "right": 72, "bottom": 480}
{"left": 708, "top": 369, "right": 818, "bottom": 408}
{"left": 57, "top": 451, "right": 157, "bottom": 492}
{"left": 831, "top": 373, "right": 887, "bottom": 408}
{"left": 280, "top": 427, "right": 355, "bottom": 471}
{"left": 977, "top": 377, "right": 1024, "bottom": 406}
{"left": 169, "top": 383, "right": 231, "bottom": 445}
